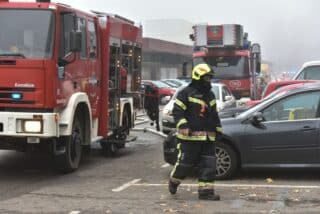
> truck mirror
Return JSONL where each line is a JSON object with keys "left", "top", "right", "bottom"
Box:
{"left": 251, "top": 43, "right": 261, "bottom": 74}
{"left": 256, "top": 61, "right": 261, "bottom": 74}
{"left": 189, "top": 34, "right": 195, "bottom": 41}
{"left": 251, "top": 43, "right": 260, "bottom": 54}
{"left": 70, "top": 31, "right": 82, "bottom": 52}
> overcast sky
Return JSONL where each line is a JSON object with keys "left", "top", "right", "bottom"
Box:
{"left": 57, "top": 0, "right": 319, "bottom": 75}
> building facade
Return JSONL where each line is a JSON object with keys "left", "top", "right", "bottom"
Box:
{"left": 142, "top": 37, "right": 192, "bottom": 80}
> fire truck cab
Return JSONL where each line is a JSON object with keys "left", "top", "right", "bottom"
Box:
{"left": 188, "top": 24, "right": 261, "bottom": 99}
{"left": 0, "top": 0, "right": 142, "bottom": 172}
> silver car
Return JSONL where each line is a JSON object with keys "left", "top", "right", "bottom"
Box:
{"left": 162, "top": 83, "right": 236, "bottom": 134}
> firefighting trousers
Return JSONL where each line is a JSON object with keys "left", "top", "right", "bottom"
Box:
{"left": 170, "top": 141, "right": 216, "bottom": 184}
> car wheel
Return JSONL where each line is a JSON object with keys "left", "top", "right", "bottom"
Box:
{"left": 215, "top": 142, "right": 238, "bottom": 180}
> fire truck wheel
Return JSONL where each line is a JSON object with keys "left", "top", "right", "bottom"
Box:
{"left": 99, "top": 140, "right": 117, "bottom": 156}
{"left": 100, "top": 141, "right": 118, "bottom": 156}
{"left": 56, "top": 115, "right": 83, "bottom": 172}
{"left": 108, "top": 143, "right": 118, "bottom": 156}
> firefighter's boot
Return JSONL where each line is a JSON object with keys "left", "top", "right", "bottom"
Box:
{"left": 156, "top": 123, "right": 160, "bottom": 131}
{"left": 168, "top": 179, "right": 180, "bottom": 195}
{"left": 198, "top": 188, "right": 220, "bottom": 201}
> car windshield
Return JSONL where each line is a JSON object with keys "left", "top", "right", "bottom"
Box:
{"left": 237, "top": 90, "right": 287, "bottom": 118}
{"left": 166, "top": 79, "right": 184, "bottom": 87}
{"left": 296, "top": 65, "right": 320, "bottom": 80}
{"left": 0, "top": 9, "right": 54, "bottom": 59}
{"left": 153, "top": 80, "right": 171, "bottom": 88}
{"left": 211, "top": 85, "right": 220, "bottom": 100}
{"left": 262, "top": 87, "right": 286, "bottom": 101}
{"left": 161, "top": 80, "right": 179, "bottom": 88}
{"left": 195, "top": 56, "right": 249, "bottom": 79}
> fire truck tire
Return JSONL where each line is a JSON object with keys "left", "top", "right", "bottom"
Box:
{"left": 56, "top": 115, "right": 83, "bottom": 173}
{"left": 108, "top": 143, "right": 118, "bottom": 156}
{"left": 100, "top": 141, "right": 118, "bottom": 156}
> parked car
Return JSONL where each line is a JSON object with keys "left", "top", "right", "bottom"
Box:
{"left": 141, "top": 80, "right": 176, "bottom": 104}
{"left": 246, "top": 80, "right": 316, "bottom": 107}
{"left": 293, "top": 60, "right": 320, "bottom": 80}
{"left": 159, "top": 80, "right": 179, "bottom": 88}
{"left": 161, "top": 79, "right": 186, "bottom": 88}
{"left": 164, "top": 82, "right": 320, "bottom": 179}
{"left": 162, "top": 83, "right": 236, "bottom": 134}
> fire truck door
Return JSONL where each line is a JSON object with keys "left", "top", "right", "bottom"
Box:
{"left": 87, "top": 20, "right": 101, "bottom": 117}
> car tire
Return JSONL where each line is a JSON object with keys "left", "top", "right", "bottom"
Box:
{"left": 215, "top": 142, "right": 238, "bottom": 180}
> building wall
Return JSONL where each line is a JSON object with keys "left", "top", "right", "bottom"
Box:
{"left": 142, "top": 38, "right": 192, "bottom": 80}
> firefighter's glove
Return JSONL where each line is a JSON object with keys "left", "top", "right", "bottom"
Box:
{"left": 178, "top": 128, "right": 190, "bottom": 136}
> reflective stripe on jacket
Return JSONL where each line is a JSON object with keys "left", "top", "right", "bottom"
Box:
{"left": 173, "top": 85, "right": 222, "bottom": 142}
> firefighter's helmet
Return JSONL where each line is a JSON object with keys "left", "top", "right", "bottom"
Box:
{"left": 191, "top": 63, "right": 214, "bottom": 80}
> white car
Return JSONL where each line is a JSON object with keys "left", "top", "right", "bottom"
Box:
{"left": 293, "top": 60, "right": 320, "bottom": 80}
{"left": 161, "top": 83, "right": 236, "bottom": 134}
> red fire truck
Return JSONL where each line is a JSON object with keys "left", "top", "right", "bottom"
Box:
{"left": 0, "top": 0, "right": 142, "bottom": 172}
{"left": 189, "top": 24, "right": 262, "bottom": 99}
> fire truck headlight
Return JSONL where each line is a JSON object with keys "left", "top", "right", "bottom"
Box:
{"left": 23, "top": 120, "right": 43, "bottom": 133}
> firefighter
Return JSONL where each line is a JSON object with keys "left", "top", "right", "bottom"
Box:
{"left": 143, "top": 84, "right": 160, "bottom": 131}
{"left": 168, "top": 63, "right": 222, "bottom": 200}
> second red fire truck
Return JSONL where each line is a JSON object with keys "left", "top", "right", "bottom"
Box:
{"left": 189, "top": 24, "right": 262, "bottom": 99}
{"left": 0, "top": 0, "right": 142, "bottom": 172}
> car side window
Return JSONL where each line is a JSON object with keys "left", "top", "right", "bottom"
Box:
{"left": 296, "top": 71, "right": 305, "bottom": 80}
{"left": 222, "top": 87, "right": 229, "bottom": 101}
{"left": 262, "top": 91, "right": 320, "bottom": 122}
{"left": 222, "top": 87, "right": 228, "bottom": 101}
{"left": 297, "top": 66, "right": 320, "bottom": 80}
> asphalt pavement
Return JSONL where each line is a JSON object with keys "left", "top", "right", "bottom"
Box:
{"left": 0, "top": 114, "right": 320, "bottom": 213}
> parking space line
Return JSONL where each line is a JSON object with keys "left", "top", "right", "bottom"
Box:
{"left": 68, "top": 211, "right": 81, "bottom": 214}
{"left": 112, "top": 179, "right": 142, "bottom": 192}
{"left": 132, "top": 183, "right": 320, "bottom": 189}
{"left": 161, "top": 163, "right": 170, "bottom": 168}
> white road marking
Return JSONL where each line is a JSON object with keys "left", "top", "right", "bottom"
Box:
{"left": 112, "top": 179, "right": 142, "bottom": 192}
{"left": 69, "top": 211, "right": 81, "bottom": 214}
{"left": 161, "top": 163, "right": 170, "bottom": 168}
{"left": 132, "top": 183, "right": 320, "bottom": 189}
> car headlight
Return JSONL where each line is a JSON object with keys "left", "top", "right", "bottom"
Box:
{"left": 163, "top": 108, "right": 172, "bottom": 116}
{"left": 22, "top": 120, "right": 43, "bottom": 133}
{"left": 217, "top": 105, "right": 224, "bottom": 112}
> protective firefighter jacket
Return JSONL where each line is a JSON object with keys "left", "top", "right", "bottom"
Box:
{"left": 173, "top": 85, "right": 222, "bottom": 142}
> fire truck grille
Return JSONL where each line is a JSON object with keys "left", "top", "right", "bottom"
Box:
{"left": 0, "top": 88, "right": 36, "bottom": 105}
{"left": 0, "top": 100, "right": 35, "bottom": 104}
{"left": 207, "top": 39, "right": 223, "bottom": 46}
{"left": 0, "top": 87, "right": 35, "bottom": 92}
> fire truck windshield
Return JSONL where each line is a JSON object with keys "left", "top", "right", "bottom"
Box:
{"left": 195, "top": 56, "right": 249, "bottom": 80}
{"left": 0, "top": 9, "right": 54, "bottom": 59}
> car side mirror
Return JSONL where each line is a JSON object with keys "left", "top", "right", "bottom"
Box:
{"left": 161, "top": 95, "right": 171, "bottom": 104}
{"left": 225, "top": 95, "right": 233, "bottom": 101}
{"left": 249, "top": 112, "right": 265, "bottom": 126}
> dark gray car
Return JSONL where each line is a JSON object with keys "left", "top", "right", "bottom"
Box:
{"left": 163, "top": 83, "right": 320, "bottom": 179}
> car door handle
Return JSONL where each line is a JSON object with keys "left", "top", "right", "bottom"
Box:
{"left": 301, "top": 126, "right": 316, "bottom": 131}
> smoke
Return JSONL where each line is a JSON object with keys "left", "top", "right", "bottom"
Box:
{"left": 60, "top": 0, "right": 320, "bottom": 75}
